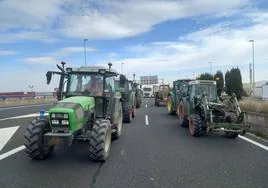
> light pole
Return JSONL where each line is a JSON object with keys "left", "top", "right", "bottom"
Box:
{"left": 121, "top": 62, "right": 124, "bottom": 74}
{"left": 208, "top": 62, "right": 212, "bottom": 75}
{"left": 28, "top": 85, "right": 34, "bottom": 92}
{"left": 84, "top": 39, "right": 88, "bottom": 66}
{"left": 249, "top": 40, "right": 255, "bottom": 95}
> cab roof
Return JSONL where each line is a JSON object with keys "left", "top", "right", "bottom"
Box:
{"left": 189, "top": 80, "right": 216, "bottom": 85}
{"left": 67, "top": 66, "right": 118, "bottom": 75}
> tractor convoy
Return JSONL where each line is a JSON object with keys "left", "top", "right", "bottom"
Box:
{"left": 24, "top": 63, "right": 249, "bottom": 162}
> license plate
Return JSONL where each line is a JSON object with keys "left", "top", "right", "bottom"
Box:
{"left": 48, "top": 137, "right": 63, "bottom": 145}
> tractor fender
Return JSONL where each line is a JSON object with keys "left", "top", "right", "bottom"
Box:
{"left": 168, "top": 92, "right": 176, "bottom": 111}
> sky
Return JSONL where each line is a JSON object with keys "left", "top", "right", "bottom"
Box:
{"left": 0, "top": 0, "right": 268, "bottom": 92}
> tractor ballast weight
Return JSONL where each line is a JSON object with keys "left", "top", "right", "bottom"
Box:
{"left": 24, "top": 62, "right": 124, "bottom": 161}
{"left": 178, "top": 80, "right": 250, "bottom": 138}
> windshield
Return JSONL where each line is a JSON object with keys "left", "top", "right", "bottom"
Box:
{"left": 67, "top": 73, "right": 104, "bottom": 96}
{"left": 160, "top": 85, "right": 169, "bottom": 91}
{"left": 194, "top": 84, "right": 217, "bottom": 100}
{"left": 143, "top": 88, "right": 152, "bottom": 91}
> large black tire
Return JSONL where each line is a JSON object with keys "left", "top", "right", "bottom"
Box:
{"left": 188, "top": 114, "right": 202, "bottom": 137}
{"left": 136, "top": 102, "right": 141, "bottom": 108}
{"left": 24, "top": 119, "right": 54, "bottom": 160}
{"left": 112, "top": 104, "right": 123, "bottom": 140}
{"left": 89, "top": 120, "right": 112, "bottom": 162}
{"left": 123, "top": 104, "right": 131, "bottom": 123}
{"left": 225, "top": 114, "right": 239, "bottom": 139}
{"left": 177, "top": 103, "right": 188, "bottom": 127}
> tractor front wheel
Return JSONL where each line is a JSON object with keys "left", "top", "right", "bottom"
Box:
{"left": 188, "top": 114, "right": 202, "bottom": 137}
{"left": 225, "top": 114, "right": 239, "bottom": 139}
{"left": 167, "top": 96, "right": 175, "bottom": 115}
{"left": 113, "top": 104, "right": 123, "bottom": 140}
{"left": 89, "top": 120, "right": 112, "bottom": 161}
{"left": 24, "top": 119, "right": 54, "bottom": 160}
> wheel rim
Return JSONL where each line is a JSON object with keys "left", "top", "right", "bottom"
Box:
{"left": 189, "top": 117, "right": 194, "bottom": 135}
{"left": 104, "top": 129, "right": 111, "bottom": 154}
{"left": 117, "top": 107, "right": 123, "bottom": 135}
{"left": 167, "top": 97, "right": 172, "bottom": 112}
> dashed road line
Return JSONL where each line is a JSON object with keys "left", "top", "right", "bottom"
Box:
{"left": 145, "top": 115, "right": 149, "bottom": 125}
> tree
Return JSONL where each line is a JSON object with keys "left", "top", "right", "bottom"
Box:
{"left": 214, "top": 70, "right": 224, "bottom": 97}
{"left": 225, "top": 67, "right": 243, "bottom": 100}
{"left": 197, "top": 73, "right": 213, "bottom": 80}
{"left": 225, "top": 70, "right": 230, "bottom": 94}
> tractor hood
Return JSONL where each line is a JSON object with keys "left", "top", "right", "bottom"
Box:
{"left": 59, "top": 96, "right": 95, "bottom": 111}
{"left": 48, "top": 96, "right": 95, "bottom": 133}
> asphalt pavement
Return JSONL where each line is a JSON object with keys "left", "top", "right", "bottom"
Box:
{"left": 0, "top": 99, "right": 268, "bottom": 188}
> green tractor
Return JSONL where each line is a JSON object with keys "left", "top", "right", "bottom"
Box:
{"left": 24, "top": 62, "right": 126, "bottom": 161}
{"left": 114, "top": 76, "right": 137, "bottom": 123}
{"left": 167, "top": 79, "right": 193, "bottom": 115}
{"left": 154, "top": 84, "right": 170, "bottom": 107}
{"left": 177, "top": 80, "right": 250, "bottom": 138}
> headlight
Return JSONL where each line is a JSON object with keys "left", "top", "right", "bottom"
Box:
{"left": 61, "top": 120, "right": 69, "bottom": 125}
{"left": 52, "top": 120, "right": 59, "bottom": 124}
{"left": 51, "top": 113, "right": 56, "bottom": 118}
{"left": 63, "top": 114, "right": 69, "bottom": 119}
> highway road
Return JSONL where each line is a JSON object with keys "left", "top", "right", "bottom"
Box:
{"left": 0, "top": 99, "right": 268, "bottom": 188}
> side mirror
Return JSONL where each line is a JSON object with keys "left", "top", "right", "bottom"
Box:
{"left": 46, "top": 72, "right": 52, "bottom": 84}
{"left": 119, "top": 75, "right": 125, "bottom": 88}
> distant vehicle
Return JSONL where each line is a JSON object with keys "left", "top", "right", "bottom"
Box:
{"left": 155, "top": 84, "right": 170, "bottom": 106}
{"left": 142, "top": 85, "right": 154, "bottom": 98}
{"left": 167, "top": 79, "right": 193, "bottom": 115}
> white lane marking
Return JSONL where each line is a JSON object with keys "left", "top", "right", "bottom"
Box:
{"left": 0, "top": 112, "right": 48, "bottom": 122}
{"left": 239, "top": 135, "right": 268, "bottom": 151}
{"left": 145, "top": 104, "right": 148, "bottom": 108}
{"left": 0, "top": 103, "right": 51, "bottom": 111}
{"left": 145, "top": 115, "right": 149, "bottom": 125}
{"left": 0, "top": 126, "right": 20, "bottom": 151}
{"left": 0, "top": 145, "right": 25, "bottom": 161}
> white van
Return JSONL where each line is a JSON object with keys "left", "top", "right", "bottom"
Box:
{"left": 142, "top": 85, "right": 154, "bottom": 98}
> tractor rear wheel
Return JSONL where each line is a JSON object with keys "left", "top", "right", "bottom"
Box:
{"left": 89, "top": 120, "right": 112, "bottom": 162}
{"left": 123, "top": 104, "right": 131, "bottom": 123}
{"left": 112, "top": 104, "right": 123, "bottom": 140}
{"left": 188, "top": 114, "right": 202, "bottom": 137}
{"left": 24, "top": 119, "right": 54, "bottom": 160}
{"left": 225, "top": 114, "right": 239, "bottom": 139}
{"left": 177, "top": 103, "right": 188, "bottom": 127}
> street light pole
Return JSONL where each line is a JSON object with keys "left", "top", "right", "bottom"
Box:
{"left": 249, "top": 40, "right": 255, "bottom": 95}
{"left": 208, "top": 62, "right": 212, "bottom": 75}
{"left": 84, "top": 39, "right": 88, "bottom": 66}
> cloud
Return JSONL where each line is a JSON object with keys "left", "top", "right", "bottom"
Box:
{"left": 0, "top": 31, "right": 57, "bottom": 43}
{"left": 0, "top": 0, "right": 65, "bottom": 30}
{"left": 0, "top": 50, "right": 18, "bottom": 56}
{"left": 1, "top": 0, "right": 250, "bottom": 41}
{"left": 24, "top": 56, "right": 58, "bottom": 64}
{"left": 59, "top": 0, "right": 249, "bottom": 39}
{"left": 55, "top": 46, "right": 96, "bottom": 56}
{"left": 110, "top": 11, "right": 268, "bottom": 83}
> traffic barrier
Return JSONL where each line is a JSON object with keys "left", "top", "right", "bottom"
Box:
{"left": 244, "top": 112, "right": 268, "bottom": 138}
